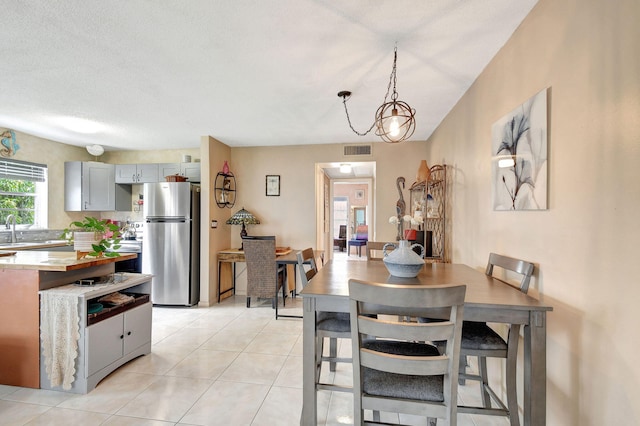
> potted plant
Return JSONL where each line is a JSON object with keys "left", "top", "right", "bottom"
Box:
{"left": 61, "top": 217, "right": 122, "bottom": 257}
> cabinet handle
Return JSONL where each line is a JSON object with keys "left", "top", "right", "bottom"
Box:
{"left": 127, "top": 331, "right": 132, "bottom": 336}
{"left": 132, "top": 174, "right": 136, "bottom": 182}
{"left": 120, "top": 334, "right": 124, "bottom": 339}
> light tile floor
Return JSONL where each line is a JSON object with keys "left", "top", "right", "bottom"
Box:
{"left": 0, "top": 251, "right": 510, "bottom": 425}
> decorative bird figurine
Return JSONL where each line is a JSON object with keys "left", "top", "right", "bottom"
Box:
{"left": 395, "top": 176, "right": 406, "bottom": 240}
{"left": 0, "top": 130, "right": 19, "bottom": 157}
{"left": 396, "top": 176, "right": 406, "bottom": 217}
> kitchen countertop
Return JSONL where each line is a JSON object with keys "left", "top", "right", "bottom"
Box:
{"left": 0, "top": 240, "right": 69, "bottom": 250}
{"left": 0, "top": 250, "right": 137, "bottom": 271}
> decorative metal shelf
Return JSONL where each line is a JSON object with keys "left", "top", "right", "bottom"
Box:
{"left": 215, "top": 172, "right": 236, "bottom": 208}
{"left": 410, "top": 164, "right": 446, "bottom": 262}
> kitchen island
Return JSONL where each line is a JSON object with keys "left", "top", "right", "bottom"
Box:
{"left": 0, "top": 250, "right": 140, "bottom": 389}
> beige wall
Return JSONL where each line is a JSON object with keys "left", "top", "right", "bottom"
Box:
{"left": 7, "top": 130, "right": 434, "bottom": 305}
{"left": 2, "top": 132, "right": 202, "bottom": 230}
{"left": 426, "top": 0, "right": 640, "bottom": 423}
{"left": 229, "top": 142, "right": 428, "bottom": 251}
{"left": 5, "top": 131, "right": 96, "bottom": 229}
{"left": 102, "top": 148, "right": 200, "bottom": 165}
{"left": 226, "top": 142, "right": 429, "bottom": 294}
{"left": 202, "top": 136, "right": 232, "bottom": 305}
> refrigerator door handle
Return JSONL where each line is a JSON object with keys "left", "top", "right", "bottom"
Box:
{"left": 146, "top": 217, "right": 187, "bottom": 223}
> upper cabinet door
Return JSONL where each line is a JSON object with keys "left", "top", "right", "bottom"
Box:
{"left": 82, "top": 162, "right": 115, "bottom": 211}
{"left": 158, "top": 163, "right": 180, "bottom": 180}
{"left": 115, "top": 164, "right": 159, "bottom": 183}
{"left": 136, "top": 164, "right": 159, "bottom": 183}
{"left": 115, "top": 164, "right": 138, "bottom": 183}
{"left": 65, "top": 161, "right": 115, "bottom": 211}
{"left": 181, "top": 163, "right": 201, "bottom": 182}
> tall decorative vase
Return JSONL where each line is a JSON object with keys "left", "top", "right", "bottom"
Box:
{"left": 382, "top": 240, "right": 425, "bottom": 278}
{"left": 417, "top": 160, "right": 430, "bottom": 184}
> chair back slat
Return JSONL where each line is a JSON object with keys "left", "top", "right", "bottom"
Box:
{"left": 358, "top": 315, "right": 455, "bottom": 343}
{"left": 485, "top": 252, "right": 535, "bottom": 293}
{"left": 360, "top": 350, "right": 450, "bottom": 376}
{"left": 296, "top": 248, "right": 318, "bottom": 287}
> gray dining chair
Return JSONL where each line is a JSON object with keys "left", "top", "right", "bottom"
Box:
{"left": 296, "top": 248, "right": 352, "bottom": 392}
{"left": 458, "top": 253, "right": 535, "bottom": 426}
{"left": 349, "top": 279, "right": 466, "bottom": 425}
{"left": 242, "top": 236, "right": 286, "bottom": 311}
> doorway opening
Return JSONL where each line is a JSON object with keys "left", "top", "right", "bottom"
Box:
{"left": 316, "top": 161, "right": 375, "bottom": 262}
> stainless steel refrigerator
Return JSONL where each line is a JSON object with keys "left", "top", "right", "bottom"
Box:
{"left": 142, "top": 182, "right": 200, "bottom": 306}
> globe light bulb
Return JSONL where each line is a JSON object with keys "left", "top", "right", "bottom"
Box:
{"left": 388, "top": 109, "right": 400, "bottom": 137}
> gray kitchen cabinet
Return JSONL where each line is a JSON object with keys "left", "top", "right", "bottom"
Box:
{"left": 158, "top": 162, "right": 181, "bottom": 179}
{"left": 115, "top": 163, "right": 159, "bottom": 183}
{"left": 86, "top": 302, "right": 152, "bottom": 376}
{"left": 39, "top": 274, "right": 152, "bottom": 394}
{"left": 64, "top": 161, "right": 131, "bottom": 211}
{"left": 158, "top": 162, "right": 201, "bottom": 182}
{"left": 181, "top": 162, "right": 201, "bottom": 182}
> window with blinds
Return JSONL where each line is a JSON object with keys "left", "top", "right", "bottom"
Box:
{"left": 0, "top": 158, "right": 47, "bottom": 182}
{"left": 0, "top": 159, "right": 48, "bottom": 227}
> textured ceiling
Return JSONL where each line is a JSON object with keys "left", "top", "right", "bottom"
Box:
{"left": 0, "top": 1, "right": 537, "bottom": 151}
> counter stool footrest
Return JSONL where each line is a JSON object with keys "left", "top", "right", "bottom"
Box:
{"left": 316, "top": 383, "right": 352, "bottom": 393}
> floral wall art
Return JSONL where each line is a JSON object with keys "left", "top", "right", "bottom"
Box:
{"left": 492, "top": 88, "right": 548, "bottom": 210}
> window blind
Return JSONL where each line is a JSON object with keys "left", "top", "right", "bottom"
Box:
{"left": 0, "top": 158, "right": 47, "bottom": 182}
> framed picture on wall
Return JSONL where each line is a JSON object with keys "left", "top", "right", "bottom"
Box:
{"left": 355, "top": 189, "right": 364, "bottom": 200}
{"left": 492, "top": 88, "right": 548, "bottom": 210}
{"left": 266, "top": 175, "right": 280, "bottom": 196}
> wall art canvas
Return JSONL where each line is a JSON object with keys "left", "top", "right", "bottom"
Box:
{"left": 492, "top": 88, "right": 548, "bottom": 210}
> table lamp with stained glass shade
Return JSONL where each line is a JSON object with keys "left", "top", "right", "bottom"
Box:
{"left": 226, "top": 207, "right": 260, "bottom": 249}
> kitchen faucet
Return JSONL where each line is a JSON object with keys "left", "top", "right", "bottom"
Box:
{"left": 5, "top": 214, "right": 17, "bottom": 243}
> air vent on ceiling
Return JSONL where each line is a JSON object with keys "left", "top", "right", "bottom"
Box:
{"left": 343, "top": 144, "right": 372, "bottom": 157}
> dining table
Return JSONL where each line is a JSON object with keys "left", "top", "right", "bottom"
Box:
{"left": 299, "top": 260, "right": 552, "bottom": 426}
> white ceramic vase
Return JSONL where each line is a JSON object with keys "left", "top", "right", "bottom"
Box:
{"left": 382, "top": 240, "right": 425, "bottom": 278}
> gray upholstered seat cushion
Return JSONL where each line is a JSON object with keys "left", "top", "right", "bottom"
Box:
{"left": 361, "top": 340, "right": 444, "bottom": 402}
{"left": 417, "top": 318, "right": 507, "bottom": 352}
{"left": 317, "top": 312, "right": 350, "bottom": 332}
{"left": 460, "top": 321, "right": 507, "bottom": 351}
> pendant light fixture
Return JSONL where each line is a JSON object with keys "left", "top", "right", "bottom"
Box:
{"left": 338, "top": 44, "right": 416, "bottom": 144}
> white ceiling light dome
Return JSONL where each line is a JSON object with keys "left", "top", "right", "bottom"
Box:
{"left": 86, "top": 144, "right": 104, "bottom": 157}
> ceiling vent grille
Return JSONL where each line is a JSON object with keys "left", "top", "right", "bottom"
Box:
{"left": 343, "top": 144, "right": 372, "bottom": 157}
